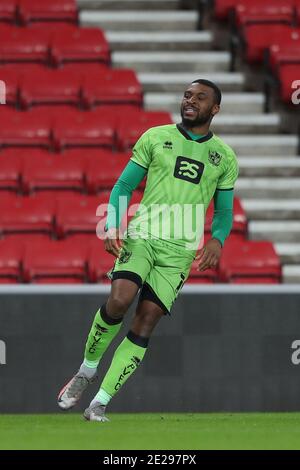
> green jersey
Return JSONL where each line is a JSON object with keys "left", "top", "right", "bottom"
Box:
{"left": 128, "top": 123, "right": 239, "bottom": 251}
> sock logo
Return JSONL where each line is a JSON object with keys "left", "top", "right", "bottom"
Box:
{"left": 95, "top": 323, "right": 108, "bottom": 333}
{"left": 89, "top": 324, "right": 108, "bottom": 353}
{"left": 114, "top": 356, "right": 141, "bottom": 391}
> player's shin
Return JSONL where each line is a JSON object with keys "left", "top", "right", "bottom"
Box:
{"left": 79, "top": 304, "right": 123, "bottom": 378}
{"left": 90, "top": 331, "right": 148, "bottom": 407}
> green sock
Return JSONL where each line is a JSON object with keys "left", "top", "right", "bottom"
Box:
{"left": 83, "top": 305, "right": 122, "bottom": 368}
{"left": 93, "top": 332, "right": 148, "bottom": 405}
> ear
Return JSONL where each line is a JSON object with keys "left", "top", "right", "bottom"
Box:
{"left": 211, "top": 104, "right": 220, "bottom": 117}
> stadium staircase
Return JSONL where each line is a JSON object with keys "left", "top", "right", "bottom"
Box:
{"left": 79, "top": 0, "right": 300, "bottom": 283}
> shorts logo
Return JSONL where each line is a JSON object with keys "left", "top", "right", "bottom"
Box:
{"left": 208, "top": 151, "right": 222, "bottom": 166}
{"left": 118, "top": 250, "right": 132, "bottom": 264}
{"left": 174, "top": 156, "right": 204, "bottom": 184}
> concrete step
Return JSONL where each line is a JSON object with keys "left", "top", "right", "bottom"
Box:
{"left": 107, "top": 31, "right": 213, "bottom": 51}
{"left": 172, "top": 113, "right": 281, "bottom": 134}
{"left": 239, "top": 157, "right": 300, "bottom": 177}
{"left": 80, "top": 10, "right": 198, "bottom": 31}
{"left": 276, "top": 243, "right": 300, "bottom": 264}
{"left": 145, "top": 92, "right": 264, "bottom": 114}
{"left": 236, "top": 178, "right": 300, "bottom": 198}
{"left": 113, "top": 51, "right": 230, "bottom": 73}
{"left": 139, "top": 72, "right": 244, "bottom": 92}
{"left": 243, "top": 200, "right": 300, "bottom": 220}
{"left": 249, "top": 220, "right": 300, "bottom": 242}
{"left": 78, "top": 0, "right": 179, "bottom": 10}
{"left": 220, "top": 135, "right": 298, "bottom": 156}
{"left": 283, "top": 265, "right": 300, "bottom": 283}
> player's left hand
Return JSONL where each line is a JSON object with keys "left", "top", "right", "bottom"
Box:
{"left": 195, "top": 238, "right": 222, "bottom": 271}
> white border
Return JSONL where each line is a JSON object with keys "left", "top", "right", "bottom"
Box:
{"left": 0, "top": 284, "right": 299, "bottom": 294}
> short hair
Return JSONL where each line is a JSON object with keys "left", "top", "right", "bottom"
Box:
{"left": 191, "top": 79, "right": 222, "bottom": 105}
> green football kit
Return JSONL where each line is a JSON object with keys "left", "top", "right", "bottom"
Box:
{"left": 58, "top": 123, "right": 239, "bottom": 416}
{"left": 108, "top": 123, "right": 239, "bottom": 312}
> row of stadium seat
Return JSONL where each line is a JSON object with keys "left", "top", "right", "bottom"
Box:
{"left": 214, "top": 1, "right": 300, "bottom": 109}
{"left": 0, "top": 0, "right": 78, "bottom": 25}
{"left": 0, "top": 236, "right": 281, "bottom": 284}
{"left": 214, "top": 0, "right": 300, "bottom": 22}
{"left": 0, "top": 25, "right": 110, "bottom": 65}
{"left": 0, "top": 106, "right": 172, "bottom": 151}
{"left": 0, "top": 193, "right": 247, "bottom": 239}
{"left": 1, "top": 64, "right": 143, "bottom": 109}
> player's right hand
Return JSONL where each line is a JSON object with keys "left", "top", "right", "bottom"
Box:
{"left": 104, "top": 228, "right": 122, "bottom": 258}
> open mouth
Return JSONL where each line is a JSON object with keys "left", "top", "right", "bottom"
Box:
{"left": 183, "top": 107, "right": 198, "bottom": 117}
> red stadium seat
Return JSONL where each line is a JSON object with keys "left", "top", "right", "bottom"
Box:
{"left": 0, "top": 238, "right": 22, "bottom": 283}
{"left": 219, "top": 239, "right": 282, "bottom": 283}
{"left": 297, "top": 5, "right": 300, "bottom": 23}
{"left": 50, "top": 27, "right": 110, "bottom": 66}
{"left": 0, "top": 194, "right": 55, "bottom": 236}
{"left": 0, "top": 0, "right": 16, "bottom": 23}
{"left": 0, "top": 151, "right": 21, "bottom": 191}
{"left": 186, "top": 260, "right": 218, "bottom": 284}
{"left": 0, "top": 65, "right": 20, "bottom": 104}
{"left": 0, "top": 25, "right": 50, "bottom": 63}
{"left": 269, "top": 41, "right": 300, "bottom": 72}
{"left": 82, "top": 69, "right": 143, "bottom": 108}
{"left": 229, "top": 277, "right": 281, "bottom": 284}
{"left": 278, "top": 64, "right": 300, "bottom": 103}
{"left": 215, "top": 0, "right": 296, "bottom": 21}
{"left": 117, "top": 109, "right": 173, "bottom": 151}
{"left": 22, "top": 153, "right": 85, "bottom": 194}
{"left": 235, "top": 1, "right": 295, "bottom": 27}
{"left": 87, "top": 239, "right": 115, "bottom": 283}
{"left": 214, "top": 0, "right": 240, "bottom": 20}
{"left": 243, "top": 24, "right": 299, "bottom": 63}
{"left": 52, "top": 108, "right": 115, "bottom": 151}
{"left": 23, "top": 238, "right": 88, "bottom": 284}
{"left": 85, "top": 150, "right": 131, "bottom": 192}
{"left": 18, "top": 0, "right": 78, "bottom": 25}
{"left": 0, "top": 108, "right": 51, "bottom": 148}
{"left": 205, "top": 197, "right": 248, "bottom": 238}
{"left": 20, "top": 67, "right": 82, "bottom": 108}
{"left": 55, "top": 195, "right": 105, "bottom": 238}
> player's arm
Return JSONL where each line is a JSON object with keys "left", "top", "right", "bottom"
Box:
{"left": 105, "top": 161, "right": 147, "bottom": 257}
{"left": 197, "top": 149, "right": 239, "bottom": 271}
{"left": 196, "top": 189, "right": 234, "bottom": 271}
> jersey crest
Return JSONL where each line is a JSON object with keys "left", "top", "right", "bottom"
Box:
{"left": 208, "top": 150, "right": 222, "bottom": 166}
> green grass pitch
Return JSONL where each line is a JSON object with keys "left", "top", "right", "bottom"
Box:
{"left": 1, "top": 413, "right": 300, "bottom": 450}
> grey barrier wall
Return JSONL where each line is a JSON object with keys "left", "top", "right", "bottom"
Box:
{"left": 0, "top": 285, "right": 300, "bottom": 413}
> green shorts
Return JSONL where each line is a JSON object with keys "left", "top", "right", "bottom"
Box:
{"left": 110, "top": 236, "right": 195, "bottom": 314}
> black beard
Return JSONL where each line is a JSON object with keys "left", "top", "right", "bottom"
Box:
{"left": 180, "top": 110, "right": 212, "bottom": 129}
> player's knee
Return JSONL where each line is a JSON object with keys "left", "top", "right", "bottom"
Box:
{"left": 138, "top": 308, "right": 161, "bottom": 330}
{"left": 107, "top": 294, "right": 130, "bottom": 317}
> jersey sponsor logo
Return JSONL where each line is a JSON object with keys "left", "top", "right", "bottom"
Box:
{"left": 118, "top": 249, "right": 132, "bottom": 264}
{"left": 208, "top": 150, "right": 222, "bottom": 166}
{"left": 174, "top": 156, "right": 204, "bottom": 184}
{"left": 163, "top": 141, "right": 173, "bottom": 149}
